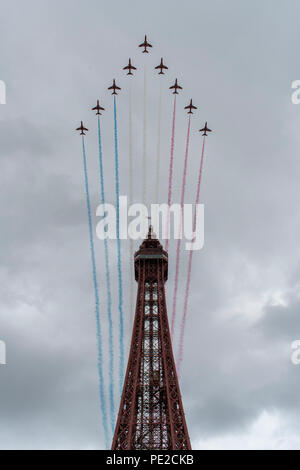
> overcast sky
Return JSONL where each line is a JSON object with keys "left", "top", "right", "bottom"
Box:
{"left": 1, "top": 0, "right": 300, "bottom": 450}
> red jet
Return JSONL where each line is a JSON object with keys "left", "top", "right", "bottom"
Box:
{"left": 92, "top": 100, "right": 105, "bottom": 115}
{"left": 199, "top": 122, "right": 212, "bottom": 136}
{"left": 139, "top": 35, "right": 152, "bottom": 53}
{"left": 123, "top": 58, "right": 137, "bottom": 75}
{"left": 169, "top": 78, "right": 182, "bottom": 94}
{"left": 184, "top": 99, "right": 197, "bottom": 114}
{"left": 108, "top": 79, "right": 121, "bottom": 95}
{"left": 155, "top": 58, "right": 168, "bottom": 74}
{"left": 76, "top": 121, "right": 88, "bottom": 135}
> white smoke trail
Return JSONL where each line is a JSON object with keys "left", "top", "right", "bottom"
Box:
{"left": 113, "top": 96, "right": 125, "bottom": 395}
{"left": 155, "top": 80, "right": 162, "bottom": 204}
{"left": 142, "top": 66, "right": 147, "bottom": 205}
{"left": 128, "top": 80, "right": 134, "bottom": 327}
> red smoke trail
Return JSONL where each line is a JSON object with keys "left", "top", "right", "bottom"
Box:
{"left": 177, "top": 136, "right": 206, "bottom": 374}
{"left": 171, "top": 115, "right": 191, "bottom": 338}
{"left": 165, "top": 95, "right": 177, "bottom": 251}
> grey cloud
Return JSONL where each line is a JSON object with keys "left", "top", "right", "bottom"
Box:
{"left": 1, "top": 0, "right": 300, "bottom": 449}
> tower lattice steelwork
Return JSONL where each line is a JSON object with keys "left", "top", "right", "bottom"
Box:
{"left": 112, "top": 227, "right": 191, "bottom": 450}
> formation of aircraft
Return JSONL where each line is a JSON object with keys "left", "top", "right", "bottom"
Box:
{"left": 138, "top": 35, "right": 152, "bottom": 53}
{"left": 199, "top": 122, "right": 212, "bottom": 136}
{"left": 77, "top": 36, "right": 212, "bottom": 139}
{"left": 92, "top": 100, "right": 105, "bottom": 115}
{"left": 169, "top": 78, "right": 182, "bottom": 95}
{"left": 184, "top": 99, "right": 197, "bottom": 114}
{"left": 123, "top": 58, "right": 136, "bottom": 75}
{"left": 76, "top": 121, "right": 88, "bottom": 135}
{"left": 108, "top": 79, "right": 121, "bottom": 95}
{"left": 155, "top": 58, "right": 168, "bottom": 75}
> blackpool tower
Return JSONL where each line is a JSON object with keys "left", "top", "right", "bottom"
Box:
{"left": 112, "top": 227, "right": 191, "bottom": 450}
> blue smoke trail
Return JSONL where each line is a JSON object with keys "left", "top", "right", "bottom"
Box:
{"left": 81, "top": 135, "right": 109, "bottom": 449}
{"left": 97, "top": 115, "right": 115, "bottom": 434}
{"left": 113, "top": 95, "right": 125, "bottom": 394}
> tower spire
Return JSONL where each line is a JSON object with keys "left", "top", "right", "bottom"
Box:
{"left": 111, "top": 233, "right": 191, "bottom": 450}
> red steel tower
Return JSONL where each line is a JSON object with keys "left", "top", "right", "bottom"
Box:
{"left": 112, "top": 227, "right": 191, "bottom": 450}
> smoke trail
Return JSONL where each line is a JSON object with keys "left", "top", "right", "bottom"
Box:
{"left": 97, "top": 115, "right": 115, "bottom": 433}
{"left": 113, "top": 95, "right": 125, "bottom": 394}
{"left": 165, "top": 95, "right": 177, "bottom": 251}
{"left": 171, "top": 115, "right": 191, "bottom": 338}
{"left": 155, "top": 80, "right": 162, "bottom": 204}
{"left": 129, "top": 80, "right": 133, "bottom": 211}
{"left": 142, "top": 66, "right": 147, "bottom": 204}
{"left": 81, "top": 135, "right": 109, "bottom": 449}
{"left": 128, "top": 81, "right": 134, "bottom": 325}
{"left": 177, "top": 137, "right": 206, "bottom": 373}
